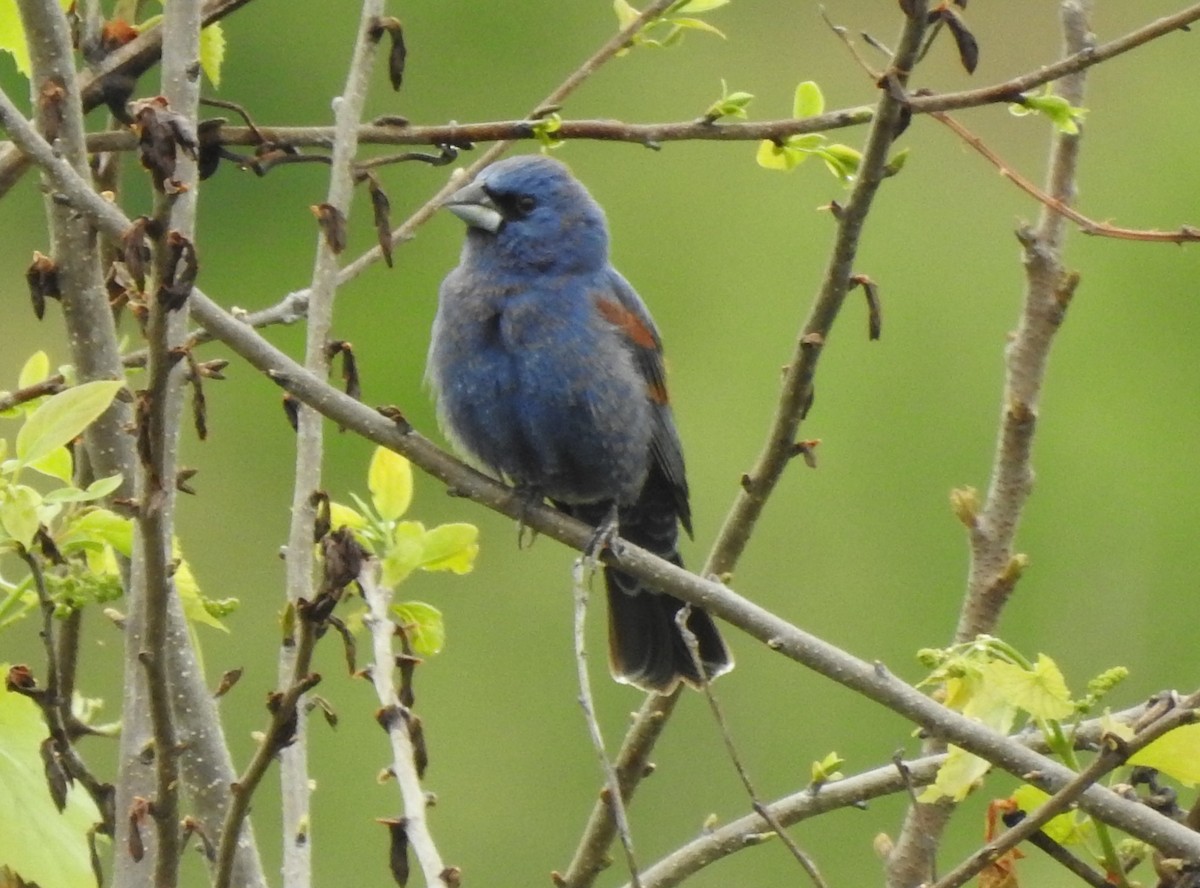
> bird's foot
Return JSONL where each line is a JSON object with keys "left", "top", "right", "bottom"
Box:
{"left": 584, "top": 503, "right": 622, "bottom": 565}
{"left": 513, "top": 483, "right": 544, "bottom": 550}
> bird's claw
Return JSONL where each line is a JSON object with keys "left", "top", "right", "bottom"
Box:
{"left": 584, "top": 503, "right": 622, "bottom": 565}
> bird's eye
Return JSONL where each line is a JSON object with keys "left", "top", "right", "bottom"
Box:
{"left": 515, "top": 195, "right": 537, "bottom": 215}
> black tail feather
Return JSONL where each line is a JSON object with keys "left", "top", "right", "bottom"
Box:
{"left": 606, "top": 578, "right": 732, "bottom": 693}
{"left": 565, "top": 465, "right": 733, "bottom": 694}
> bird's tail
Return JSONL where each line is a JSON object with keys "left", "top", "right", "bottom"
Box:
{"left": 568, "top": 478, "right": 733, "bottom": 694}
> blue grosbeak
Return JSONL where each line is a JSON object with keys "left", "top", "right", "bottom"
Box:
{"left": 428, "top": 155, "right": 732, "bottom": 693}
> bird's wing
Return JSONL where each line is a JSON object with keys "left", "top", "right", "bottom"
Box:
{"left": 595, "top": 270, "right": 692, "bottom": 535}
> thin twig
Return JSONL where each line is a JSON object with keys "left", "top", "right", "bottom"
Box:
{"left": 359, "top": 559, "right": 449, "bottom": 885}
{"left": 675, "top": 608, "right": 827, "bottom": 888}
{"left": 572, "top": 558, "right": 642, "bottom": 888}
{"left": 213, "top": 624, "right": 321, "bottom": 888}
{"left": 931, "top": 110, "right": 1199, "bottom": 244}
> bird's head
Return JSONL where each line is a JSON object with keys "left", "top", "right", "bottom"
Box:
{"left": 443, "top": 155, "right": 609, "bottom": 275}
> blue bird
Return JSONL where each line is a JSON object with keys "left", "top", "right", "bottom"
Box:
{"left": 428, "top": 154, "right": 733, "bottom": 693}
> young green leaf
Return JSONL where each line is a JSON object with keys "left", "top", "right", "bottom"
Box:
{"left": 983, "top": 654, "right": 1075, "bottom": 721}
{"left": 17, "top": 351, "right": 50, "bottom": 390}
{"left": 15, "top": 380, "right": 124, "bottom": 467}
{"left": 670, "top": 17, "right": 726, "bottom": 38}
{"left": 1009, "top": 785, "right": 1093, "bottom": 845}
{"left": 613, "top": 0, "right": 641, "bottom": 30}
{"left": 200, "top": 22, "right": 225, "bottom": 87}
{"left": 669, "top": 0, "right": 730, "bottom": 12}
{"left": 392, "top": 600, "right": 446, "bottom": 656}
{"left": 329, "top": 500, "right": 369, "bottom": 534}
{"left": 1130, "top": 723, "right": 1200, "bottom": 787}
{"left": 0, "top": 484, "right": 40, "bottom": 550}
{"left": 793, "top": 81, "right": 825, "bottom": 119}
{"left": 27, "top": 445, "right": 73, "bottom": 484}
{"left": 0, "top": 683, "right": 102, "bottom": 888}
{"left": 368, "top": 446, "right": 413, "bottom": 522}
{"left": 418, "top": 523, "right": 479, "bottom": 574}
{"left": 63, "top": 508, "right": 133, "bottom": 557}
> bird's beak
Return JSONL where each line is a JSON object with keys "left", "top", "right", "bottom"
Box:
{"left": 443, "top": 179, "right": 504, "bottom": 233}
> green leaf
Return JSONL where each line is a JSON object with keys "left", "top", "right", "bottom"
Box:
{"left": 392, "top": 600, "right": 445, "bottom": 656}
{"left": 175, "top": 554, "right": 230, "bottom": 632}
{"left": 368, "top": 446, "right": 412, "bottom": 522}
{"left": 669, "top": 0, "right": 730, "bottom": 12}
{"left": 1130, "top": 723, "right": 1200, "bottom": 787}
{"left": 419, "top": 523, "right": 479, "bottom": 574}
{"left": 63, "top": 508, "right": 133, "bottom": 557}
{"left": 329, "top": 500, "right": 369, "bottom": 533}
{"left": 28, "top": 445, "right": 73, "bottom": 484}
{"left": 381, "top": 520, "right": 427, "bottom": 587}
{"left": 613, "top": 0, "right": 641, "bottom": 30}
{"left": 17, "top": 352, "right": 50, "bottom": 390}
{"left": 817, "top": 143, "right": 862, "bottom": 181}
{"left": 15, "top": 380, "right": 124, "bottom": 467}
{"left": 42, "top": 473, "right": 124, "bottom": 505}
{"left": 670, "top": 17, "right": 726, "bottom": 38}
{"left": 793, "top": 81, "right": 825, "bottom": 119}
{"left": 0, "top": 485, "right": 40, "bottom": 550}
{"left": 200, "top": 22, "right": 225, "bottom": 86}
{"left": 703, "top": 83, "right": 754, "bottom": 121}
{"left": 756, "top": 140, "right": 802, "bottom": 171}
{"left": 811, "top": 751, "right": 845, "bottom": 783}
{"left": 917, "top": 744, "right": 989, "bottom": 803}
{"left": 1010, "top": 785, "right": 1093, "bottom": 845}
{"left": 0, "top": 0, "right": 71, "bottom": 77}
{"left": 0, "top": 678, "right": 102, "bottom": 888}
{"left": 984, "top": 654, "right": 1075, "bottom": 721}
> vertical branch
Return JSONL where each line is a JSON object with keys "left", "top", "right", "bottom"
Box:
{"left": 148, "top": 3, "right": 270, "bottom": 887}
{"left": 359, "top": 560, "right": 450, "bottom": 886}
{"left": 885, "top": 4, "right": 1095, "bottom": 887}
{"left": 13, "top": 0, "right": 141, "bottom": 883}
{"left": 563, "top": 5, "right": 933, "bottom": 886}
{"left": 277, "top": 4, "right": 384, "bottom": 886}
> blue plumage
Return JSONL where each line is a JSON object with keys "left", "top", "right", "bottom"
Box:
{"left": 428, "top": 155, "right": 732, "bottom": 692}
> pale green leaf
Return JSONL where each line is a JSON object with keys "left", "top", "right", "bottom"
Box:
{"left": 917, "top": 744, "right": 989, "bottom": 803}
{"left": 200, "top": 22, "right": 225, "bottom": 86}
{"left": 381, "top": 520, "right": 427, "bottom": 587}
{"left": 43, "top": 473, "right": 124, "bottom": 505}
{"left": 0, "top": 485, "right": 40, "bottom": 549}
{"left": 984, "top": 654, "right": 1075, "bottom": 721}
{"left": 64, "top": 508, "right": 133, "bottom": 557}
{"left": 1130, "top": 723, "right": 1200, "bottom": 787}
{"left": 16, "top": 380, "right": 124, "bottom": 466}
{"left": 1010, "top": 785, "right": 1093, "bottom": 845}
{"left": 670, "top": 17, "right": 725, "bottom": 38}
{"left": 670, "top": 0, "right": 730, "bottom": 12}
{"left": 175, "top": 554, "right": 229, "bottom": 632}
{"left": 17, "top": 352, "right": 50, "bottom": 390}
{"left": 28, "top": 445, "right": 73, "bottom": 483}
{"left": 0, "top": 678, "right": 102, "bottom": 888}
{"left": 369, "top": 446, "right": 413, "bottom": 522}
{"left": 0, "top": 3, "right": 33, "bottom": 77}
{"left": 419, "top": 523, "right": 479, "bottom": 574}
{"left": 613, "top": 0, "right": 641, "bottom": 30}
{"left": 0, "top": 0, "right": 71, "bottom": 77}
{"left": 392, "top": 600, "right": 445, "bottom": 656}
{"left": 756, "top": 140, "right": 801, "bottom": 171}
{"left": 793, "top": 80, "right": 825, "bottom": 119}
{"left": 329, "top": 500, "right": 368, "bottom": 532}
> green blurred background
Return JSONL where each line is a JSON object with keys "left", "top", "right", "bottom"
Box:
{"left": 3, "top": 1, "right": 1200, "bottom": 885}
